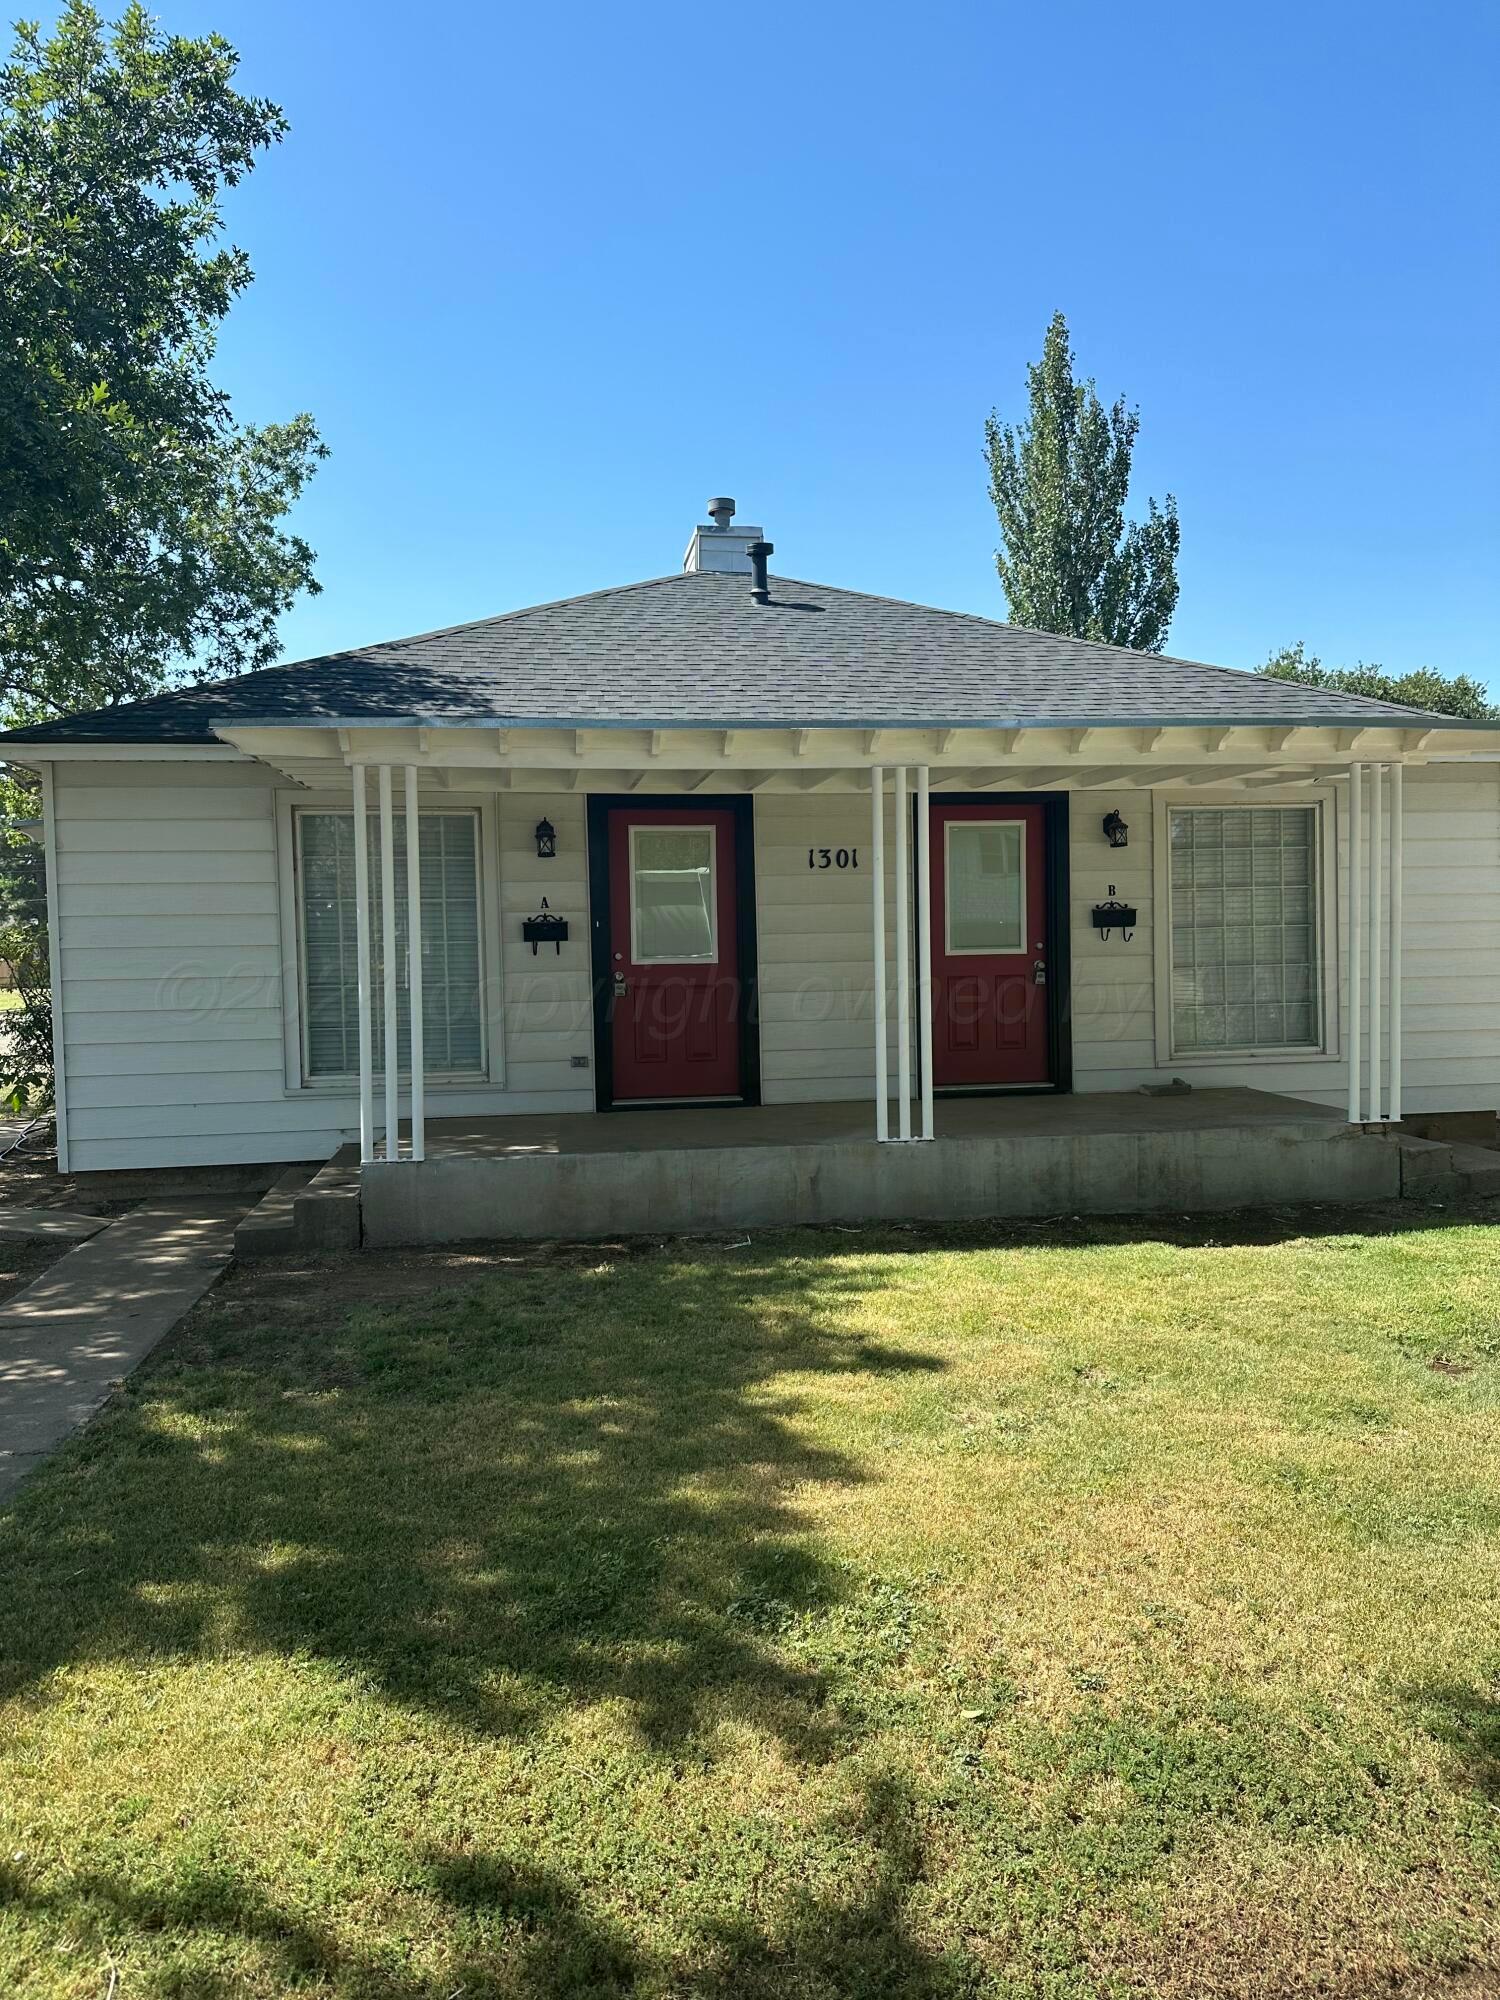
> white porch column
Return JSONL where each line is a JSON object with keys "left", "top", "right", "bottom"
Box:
{"left": 351, "top": 764, "right": 375, "bottom": 1163}
{"left": 871, "top": 766, "right": 889, "bottom": 1141}
{"left": 1389, "top": 762, "right": 1404, "bottom": 1123}
{"left": 378, "top": 763, "right": 400, "bottom": 1157}
{"left": 894, "top": 765, "right": 912, "bottom": 1141}
{"left": 1368, "top": 761, "right": 1384, "bottom": 1124}
{"left": 404, "top": 762, "right": 425, "bottom": 1162}
{"left": 916, "top": 764, "right": 934, "bottom": 1141}
{"left": 1347, "top": 763, "right": 1363, "bottom": 1124}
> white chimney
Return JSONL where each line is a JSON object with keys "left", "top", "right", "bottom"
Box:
{"left": 683, "top": 496, "right": 766, "bottom": 574}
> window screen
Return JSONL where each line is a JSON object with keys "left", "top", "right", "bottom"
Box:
{"left": 297, "top": 810, "right": 483, "bottom": 1078}
{"left": 1169, "top": 806, "right": 1319, "bottom": 1052}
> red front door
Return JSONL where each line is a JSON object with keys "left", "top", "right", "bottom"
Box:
{"left": 929, "top": 803, "right": 1050, "bottom": 1087}
{"left": 606, "top": 807, "right": 743, "bottom": 1102}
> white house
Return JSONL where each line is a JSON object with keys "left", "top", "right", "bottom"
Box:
{"left": 5, "top": 500, "right": 1499, "bottom": 1245}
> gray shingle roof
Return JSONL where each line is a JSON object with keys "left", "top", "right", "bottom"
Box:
{"left": 0, "top": 568, "right": 1474, "bottom": 744}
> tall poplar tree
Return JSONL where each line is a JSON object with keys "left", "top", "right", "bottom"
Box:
{"left": 985, "top": 312, "right": 1179, "bottom": 652}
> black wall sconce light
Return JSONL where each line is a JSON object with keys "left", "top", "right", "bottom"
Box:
{"left": 534, "top": 817, "right": 557, "bottom": 860}
{"left": 1102, "top": 810, "right": 1129, "bottom": 849}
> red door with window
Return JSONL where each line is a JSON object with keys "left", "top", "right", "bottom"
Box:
{"left": 929, "top": 803, "right": 1050, "bottom": 1087}
{"left": 607, "top": 807, "right": 742, "bottom": 1101}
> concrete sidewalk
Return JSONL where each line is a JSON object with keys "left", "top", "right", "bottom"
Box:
{"left": 0, "top": 1197, "right": 246, "bottom": 1501}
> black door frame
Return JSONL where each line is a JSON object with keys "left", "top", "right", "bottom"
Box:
{"left": 585, "top": 793, "right": 762, "bottom": 1113}
{"left": 918, "top": 790, "right": 1073, "bottom": 1096}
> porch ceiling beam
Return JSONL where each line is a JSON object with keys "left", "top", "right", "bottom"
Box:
{"left": 1166, "top": 763, "right": 1288, "bottom": 788}
{"left": 1136, "top": 765, "right": 1217, "bottom": 787}
{"left": 1069, "top": 764, "right": 1141, "bottom": 789}
{"left": 1237, "top": 765, "right": 1323, "bottom": 788}
{"left": 954, "top": 765, "right": 1072, "bottom": 790}
{"left": 745, "top": 770, "right": 781, "bottom": 790}
{"left": 624, "top": 768, "right": 650, "bottom": 790}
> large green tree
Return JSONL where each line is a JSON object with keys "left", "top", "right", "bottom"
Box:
{"left": 0, "top": 1, "right": 324, "bottom": 726}
{"left": 1258, "top": 642, "right": 1497, "bottom": 718}
{"left": 985, "top": 312, "right": 1180, "bottom": 652}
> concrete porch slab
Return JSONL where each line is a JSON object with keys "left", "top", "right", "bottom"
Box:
{"left": 361, "top": 1090, "right": 1396, "bottom": 1248}
{"left": 415, "top": 1087, "right": 1347, "bottom": 1159}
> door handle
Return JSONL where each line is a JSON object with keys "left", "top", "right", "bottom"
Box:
{"left": 613, "top": 972, "right": 628, "bottom": 997}
{"left": 1032, "top": 959, "right": 1047, "bottom": 986}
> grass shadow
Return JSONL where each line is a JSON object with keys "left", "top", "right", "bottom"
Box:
{"left": 1, "top": 1241, "right": 944, "bottom": 1756}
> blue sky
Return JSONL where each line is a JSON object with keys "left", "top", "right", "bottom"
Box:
{"left": 100, "top": 0, "right": 1500, "bottom": 685}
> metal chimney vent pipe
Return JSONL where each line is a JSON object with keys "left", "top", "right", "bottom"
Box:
{"left": 707, "top": 497, "right": 735, "bottom": 529}
{"left": 747, "top": 539, "right": 773, "bottom": 604}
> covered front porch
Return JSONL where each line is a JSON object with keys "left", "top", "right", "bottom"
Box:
{"left": 356, "top": 1087, "right": 1402, "bottom": 1246}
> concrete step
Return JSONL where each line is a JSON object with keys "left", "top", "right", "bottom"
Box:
{"left": 233, "top": 1163, "right": 318, "bottom": 1259}
{"left": 232, "top": 1152, "right": 362, "bottom": 1258}
{"left": 1439, "top": 1141, "right": 1500, "bottom": 1192}
{"left": 291, "top": 1149, "right": 361, "bottom": 1253}
{"left": 1392, "top": 1132, "right": 1500, "bottom": 1200}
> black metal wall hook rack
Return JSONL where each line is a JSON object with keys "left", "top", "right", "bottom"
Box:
{"left": 1091, "top": 886, "right": 1136, "bottom": 941}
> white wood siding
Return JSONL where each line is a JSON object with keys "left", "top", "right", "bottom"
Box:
{"left": 46, "top": 761, "right": 1500, "bottom": 1172}
{"left": 755, "top": 791, "right": 898, "bottom": 1105}
{"left": 52, "top": 766, "right": 593, "bottom": 1170}
{"left": 496, "top": 791, "right": 594, "bottom": 1106}
{"left": 1072, "top": 767, "right": 1500, "bottom": 1110}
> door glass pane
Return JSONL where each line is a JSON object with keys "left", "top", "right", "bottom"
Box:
{"left": 632, "top": 828, "right": 716, "bottom": 962}
{"left": 1168, "top": 806, "right": 1319, "bottom": 1051}
{"left": 945, "top": 821, "right": 1024, "bottom": 953}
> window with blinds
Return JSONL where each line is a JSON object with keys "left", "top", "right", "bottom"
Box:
{"left": 1168, "top": 806, "right": 1321, "bottom": 1053}
{"left": 295, "top": 810, "right": 484, "bottom": 1080}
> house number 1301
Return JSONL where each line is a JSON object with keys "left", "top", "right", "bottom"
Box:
{"left": 808, "top": 847, "right": 859, "bottom": 870}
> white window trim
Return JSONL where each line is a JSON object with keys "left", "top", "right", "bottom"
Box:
{"left": 275, "top": 787, "right": 505, "bottom": 1094}
{"left": 942, "top": 816, "right": 1027, "bottom": 957}
{"left": 1151, "top": 786, "right": 1340, "bottom": 1067}
{"left": 628, "top": 822, "right": 719, "bottom": 965}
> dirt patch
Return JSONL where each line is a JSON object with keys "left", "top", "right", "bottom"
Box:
{"left": 0, "top": 1235, "right": 74, "bottom": 1308}
{"left": 1430, "top": 1356, "right": 1475, "bottom": 1378}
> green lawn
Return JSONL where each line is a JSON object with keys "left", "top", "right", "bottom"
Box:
{"left": 3, "top": 1206, "right": 1500, "bottom": 1998}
